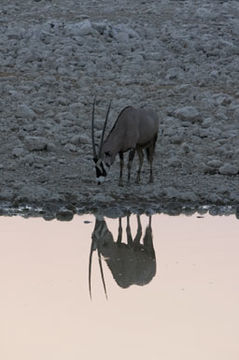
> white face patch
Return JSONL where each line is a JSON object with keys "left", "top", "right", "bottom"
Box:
{"left": 97, "top": 176, "right": 105, "bottom": 183}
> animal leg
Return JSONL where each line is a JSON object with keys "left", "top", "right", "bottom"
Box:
{"left": 136, "top": 146, "right": 144, "bottom": 184}
{"left": 127, "top": 148, "right": 136, "bottom": 183}
{"left": 119, "top": 152, "right": 124, "bottom": 187}
{"left": 146, "top": 134, "right": 157, "bottom": 183}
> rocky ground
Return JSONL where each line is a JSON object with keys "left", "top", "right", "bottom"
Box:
{"left": 0, "top": 0, "right": 239, "bottom": 219}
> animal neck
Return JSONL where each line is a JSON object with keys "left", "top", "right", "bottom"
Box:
{"left": 103, "top": 132, "right": 122, "bottom": 159}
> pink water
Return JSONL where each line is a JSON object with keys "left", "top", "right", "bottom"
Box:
{"left": 0, "top": 214, "right": 238, "bottom": 360}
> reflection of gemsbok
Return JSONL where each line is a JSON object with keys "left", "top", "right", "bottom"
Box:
{"left": 89, "top": 215, "right": 156, "bottom": 299}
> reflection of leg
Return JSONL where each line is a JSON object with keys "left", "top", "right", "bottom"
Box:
{"left": 134, "top": 214, "right": 142, "bottom": 245}
{"left": 143, "top": 216, "right": 155, "bottom": 258}
{"left": 149, "top": 215, "right": 152, "bottom": 227}
{"left": 126, "top": 215, "right": 133, "bottom": 247}
{"left": 119, "top": 152, "right": 124, "bottom": 187}
{"left": 136, "top": 147, "right": 144, "bottom": 183}
{"left": 117, "top": 217, "right": 123, "bottom": 244}
{"left": 127, "top": 149, "right": 135, "bottom": 183}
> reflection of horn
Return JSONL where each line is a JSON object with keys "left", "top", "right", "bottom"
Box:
{"left": 88, "top": 238, "right": 95, "bottom": 300}
{"left": 91, "top": 96, "right": 97, "bottom": 158}
{"left": 99, "top": 100, "right": 112, "bottom": 157}
{"left": 88, "top": 234, "right": 108, "bottom": 300}
{"left": 97, "top": 248, "right": 108, "bottom": 300}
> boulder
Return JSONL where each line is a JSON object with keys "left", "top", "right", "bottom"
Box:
{"left": 25, "top": 136, "right": 48, "bottom": 151}
{"left": 219, "top": 164, "right": 238, "bottom": 175}
{"left": 16, "top": 104, "right": 36, "bottom": 120}
{"left": 175, "top": 106, "right": 201, "bottom": 123}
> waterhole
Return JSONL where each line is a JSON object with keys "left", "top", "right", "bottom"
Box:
{"left": 1, "top": 213, "right": 238, "bottom": 360}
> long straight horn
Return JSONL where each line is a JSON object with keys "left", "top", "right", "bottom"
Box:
{"left": 91, "top": 97, "right": 97, "bottom": 158}
{"left": 99, "top": 100, "right": 112, "bottom": 157}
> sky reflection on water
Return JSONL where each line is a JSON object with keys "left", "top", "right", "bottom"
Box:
{"left": 0, "top": 214, "right": 239, "bottom": 360}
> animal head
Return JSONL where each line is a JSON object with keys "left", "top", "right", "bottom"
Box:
{"left": 91, "top": 98, "right": 112, "bottom": 185}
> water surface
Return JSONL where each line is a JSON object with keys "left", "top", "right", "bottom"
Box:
{"left": 1, "top": 214, "right": 238, "bottom": 360}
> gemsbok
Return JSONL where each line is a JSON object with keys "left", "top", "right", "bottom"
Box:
{"left": 91, "top": 99, "right": 159, "bottom": 186}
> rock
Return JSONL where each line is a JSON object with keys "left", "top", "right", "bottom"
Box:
{"left": 56, "top": 208, "right": 74, "bottom": 221}
{"left": 175, "top": 106, "right": 201, "bottom": 123}
{"left": 70, "top": 133, "right": 90, "bottom": 145}
{"left": 47, "top": 142, "right": 56, "bottom": 152}
{"left": 233, "top": 107, "right": 239, "bottom": 121}
{"left": 207, "top": 160, "right": 223, "bottom": 168}
{"left": 203, "top": 165, "right": 218, "bottom": 175}
{"left": 12, "top": 147, "right": 25, "bottom": 158}
{"left": 179, "top": 191, "right": 198, "bottom": 202}
{"left": 168, "top": 157, "right": 182, "bottom": 168}
{"left": 69, "top": 103, "right": 82, "bottom": 115}
{"left": 166, "top": 67, "right": 183, "bottom": 81}
{"left": 219, "top": 164, "right": 238, "bottom": 175}
{"left": 92, "top": 193, "right": 113, "bottom": 203}
{"left": 64, "top": 143, "right": 77, "bottom": 152}
{"left": 0, "top": 189, "right": 14, "bottom": 201}
{"left": 23, "top": 153, "right": 35, "bottom": 166}
{"left": 236, "top": 206, "right": 239, "bottom": 220}
{"left": 112, "top": 24, "right": 139, "bottom": 42}
{"left": 165, "top": 187, "right": 180, "bottom": 199}
{"left": 58, "top": 97, "right": 70, "bottom": 106}
{"left": 92, "top": 21, "right": 109, "bottom": 35}
{"left": 16, "top": 104, "right": 37, "bottom": 120}
{"left": 16, "top": 185, "right": 51, "bottom": 203}
{"left": 213, "top": 93, "right": 232, "bottom": 106}
{"left": 25, "top": 136, "right": 48, "bottom": 151}
{"left": 201, "top": 118, "right": 212, "bottom": 129}
{"left": 181, "top": 143, "right": 191, "bottom": 154}
{"left": 66, "top": 20, "right": 96, "bottom": 37}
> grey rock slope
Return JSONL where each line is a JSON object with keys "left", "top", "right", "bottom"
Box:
{"left": 0, "top": 0, "right": 238, "bottom": 215}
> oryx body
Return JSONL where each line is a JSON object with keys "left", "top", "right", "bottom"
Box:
{"left": 92, "top": 102, "right": 159, "bottom": 185}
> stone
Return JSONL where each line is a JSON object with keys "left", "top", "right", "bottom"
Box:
{"left": 12, "top": 147, "right": 25, "bottom": 158}
{"left": 219, "top": 164, "right": 238, "bottom": 175}
{"left": 207, "top": 160, "right": 223, "bottom": 168}
{"left": 175, "top": 106, "right": 201, "bottom": 123}
{"left": 64, "top": 143, "right": 77, "bottom": 152}
{"left": 47, "top": 142, "right": 56, "bottom": 152}
{"left": 23, "top": 154, "right": 35, "bottom": 166}
{"left": 16, "top": 104, "right": 37, "bottom": 120}
{"left": 66, "top": 20, "right": 96, "bottom": 37}
{"left": 25, "top": 136, "right": 48, "bottom": 151}
{"left": 70, "top": 133, "right": 90, "bottom": 145}
{"left": 168, "top": 157, "right": 182, "bottom": 168}
{"left": 56, "top": 208, "right": 74, "bottom": 221}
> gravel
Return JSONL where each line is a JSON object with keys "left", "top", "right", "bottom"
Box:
{"left": 0, "top": 0, "right": 238, "bottom": 218}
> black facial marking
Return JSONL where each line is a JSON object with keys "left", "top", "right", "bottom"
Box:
{"left": 94, "top": 158, "right": 107, "bottom": 178}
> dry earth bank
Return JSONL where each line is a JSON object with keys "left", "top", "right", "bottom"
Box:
{"left": 0, "top": 0, "right": 238, "bottom": 218}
